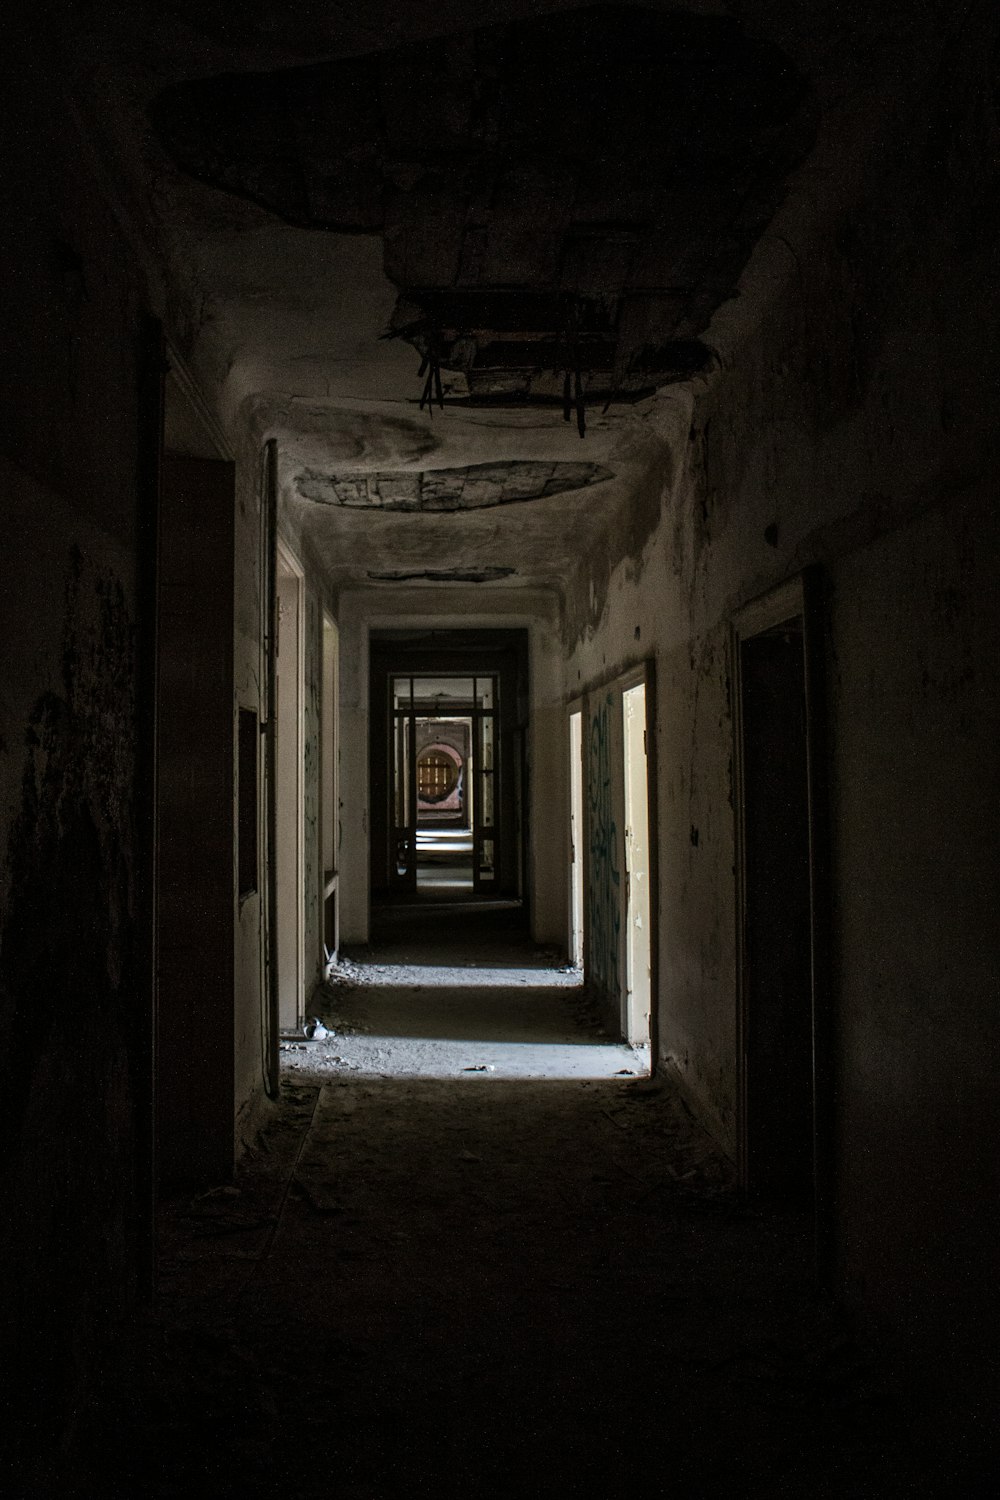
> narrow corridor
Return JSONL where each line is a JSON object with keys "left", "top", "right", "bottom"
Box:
{"left": 70, "top": 922, "right": 957, "bottom": 1500}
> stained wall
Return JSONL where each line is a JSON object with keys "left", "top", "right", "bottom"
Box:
{"left": 0, "top": 45, "right": 148, "bottom": 1467}
{"left": 564, "top": 13, "right": 999, "bottom": 1410}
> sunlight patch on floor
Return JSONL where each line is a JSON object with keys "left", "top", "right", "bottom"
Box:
{"left": 281, "top": 1034, "right": 650, "bottom": 1081}
{"left": 285, "top": 957, "right": 651, "bottom": 1081}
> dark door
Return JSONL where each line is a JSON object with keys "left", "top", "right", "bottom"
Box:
{"left": 156, "top": 455, "right": 235, "bottom": 1186}
{"left": 740, "top": 618, "right": 814, "bottom": 1206}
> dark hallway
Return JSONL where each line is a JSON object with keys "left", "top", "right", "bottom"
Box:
{"left": 2, "top": 1, "right": 998, "bottom": 1493}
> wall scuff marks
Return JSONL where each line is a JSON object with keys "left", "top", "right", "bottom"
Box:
{"left": 587, "top": 691, "right": 620, "bottom": 1011}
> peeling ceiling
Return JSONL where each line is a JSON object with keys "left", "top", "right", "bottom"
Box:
{"left": 52, "top": 1, "right": 858, "bottom": 596}
{"left": 295, "top": 461, "right": 614, "bottom": 511}
{"left": 152, "top": 5, "right": 813, "bottom": 424}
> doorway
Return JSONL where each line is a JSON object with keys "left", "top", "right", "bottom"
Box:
{"left": 369, "top": 630, "right": 527, "bottom": 912}
{"left": 622, "top": 682, "right": 651, "bottom": 1045}
{"left": 569, "top": 708, "right": 584, "bottom": 969}
{"left": 275, "top": 544, "right": 304, "bottom": 1031}
{"left": 154, "top": 361, "right": 236, "bottom": 1186}
{"left": 321, "top": 612, "right": 340, "bottom": 971}
{"left": 389, "top": 674, "right": 497, "bottom": 895}
{"left": 734, "top": 573, "right": 828, "bottom": 1221}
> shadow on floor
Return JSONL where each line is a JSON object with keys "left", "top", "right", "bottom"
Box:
{"left": 364, "top": 899, "right": 536, "bottom": 958}
{"left": 78, "top": 1072, "right": 976, "bottom": 1499}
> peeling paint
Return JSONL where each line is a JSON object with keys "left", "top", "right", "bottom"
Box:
{"left": 0, "top": 542, "right": 137, "bottom": 1445}
{"left": 587, "top": 692, "right": 621, "bottom": 1008}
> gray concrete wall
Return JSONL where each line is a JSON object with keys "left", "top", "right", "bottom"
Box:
{"left": 564, "top": 15, "right": 999, "bottom": 1404}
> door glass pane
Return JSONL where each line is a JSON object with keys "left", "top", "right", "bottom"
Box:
{"left": 392, "top": 676, "right": 413, "bottom": 710}
{"left": 480, "top": 713, "right": 495, "bottom": 829}
{"left": 413, "top": 677, "right": 474, "bottom": 710}
{"left": 394, "top": 713, "right": 411, "bottom": 878}
{"left": 475, "top": 677, "right": 494, "bottom": 710}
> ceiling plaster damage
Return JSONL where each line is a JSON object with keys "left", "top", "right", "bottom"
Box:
{"left": 367, "top": 567, "right": 518, "bottom": 584}
{"left": 296, "top": 460, "right": 614, "bottom": 511}
{"left": 144, "top": 3, "right": 816, "bottom": 591}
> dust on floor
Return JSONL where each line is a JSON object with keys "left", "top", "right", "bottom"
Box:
{"left": 53, "top": 913, "right": 984, "bottom": 1497}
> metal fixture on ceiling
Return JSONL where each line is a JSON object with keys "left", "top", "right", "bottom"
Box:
{"left": 150, "top": 6, "right": 814, "bottom": 434}
{"left": 384, "top": 290, "right": 712, "bottom": 437}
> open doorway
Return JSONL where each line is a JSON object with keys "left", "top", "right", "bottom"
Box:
{"left": 622, "top": 681, "right": 651, "bottom": 1046}
{"left": 569, "top": 708, "right": 584, "bottom": 969}
{"left": 389, "top": 674, "right": 497, "bottom": 895}
{"left": 275, "top": 542, "right": 304, "bottom": 1031}
{"left": 734, "top": 573, "right": 828, "bottom": 1232}
{"left": 369, "top": 630, "right": 526, "bottom": 915}
{"left": 321, "top": 612, "right": 340, "bottom": 972}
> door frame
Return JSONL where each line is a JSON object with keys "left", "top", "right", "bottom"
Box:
{"left": 617, "top": 663, "right": 657, "bottom": 1053}
{"left": 621, "top": 676, "right": 652, "bottom": 1047}
{"left": 732, "top": 568, "right": 831, "bottom": 1276}
{"left": 385, "top": 672, "right": 500, "bottom": 893}
{"left": 275, "top": 537, "right": 305, "bottom": 1031}
{"left": 321, "top": 610, "right": 340, "bottom": 971}
{"left": 567, "top": 702, "right": 585, "bottom": 969}
{"left": 369, "top": 632, "right": 526, "bottom": 905}
{"left": 579, "top": 660, "right": 658, "bottom": 1051}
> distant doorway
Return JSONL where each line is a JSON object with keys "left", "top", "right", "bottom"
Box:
{"left": 369, "top": 630, "right": 527, "bottom": 914}
{"left": 390, "top": 674, "right": 496, "bottom": 894}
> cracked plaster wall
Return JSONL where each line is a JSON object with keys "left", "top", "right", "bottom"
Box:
{"left": 564, "top": 13, "right": 1000, "bottom": 1406}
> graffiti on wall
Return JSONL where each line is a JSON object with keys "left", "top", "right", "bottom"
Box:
{"left": 588, "top": 691, "right": 621, "bottom": 1002}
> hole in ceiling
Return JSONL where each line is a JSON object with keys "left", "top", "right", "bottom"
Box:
{"left": 150, "top": 6, "right": 815, "bottom": 418}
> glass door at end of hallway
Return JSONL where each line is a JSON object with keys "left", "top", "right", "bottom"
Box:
{"left": 388, "top": 674, "right": 499, "bottom": 895}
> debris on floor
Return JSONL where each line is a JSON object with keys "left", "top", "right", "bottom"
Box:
{"left": 115, "top": 914, "right": 973, "bottom": 1498}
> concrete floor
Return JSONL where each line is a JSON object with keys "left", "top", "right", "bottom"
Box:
{"left": 60, "top": 911, "right": 983, "bottom": 1497}
{"left": 289, "top": 906, "right": 650, "bottom": 1080}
